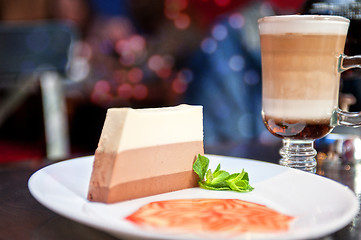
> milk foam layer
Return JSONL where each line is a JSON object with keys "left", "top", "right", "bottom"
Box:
{"left": 263, "top": 98, "right": 337, "bottom": 120}
{"left": 258, "top": 15, "right": 349, "bottom": 35}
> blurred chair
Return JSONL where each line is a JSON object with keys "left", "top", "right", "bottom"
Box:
{"left": 0, "top": 21, "right": 76, "bottom": 160}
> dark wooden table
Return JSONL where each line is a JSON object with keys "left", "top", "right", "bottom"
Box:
{"left": 1, "top": 139, "right": 360, "bottom": 240}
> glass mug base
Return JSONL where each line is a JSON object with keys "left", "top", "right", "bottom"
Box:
{"left": 279, "top": 139, "right": 317, "bottom": 173}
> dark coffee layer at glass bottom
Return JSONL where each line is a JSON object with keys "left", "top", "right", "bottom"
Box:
{"left": 263, "top": 116, "right": 334, "bottom": 140}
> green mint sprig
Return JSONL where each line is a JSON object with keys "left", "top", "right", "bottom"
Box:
{"left": 193, "top": 154, "right": 254, "bottom": 192}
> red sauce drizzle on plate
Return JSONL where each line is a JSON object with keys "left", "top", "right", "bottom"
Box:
{"left": 126, "top": 199, "right": 294, "bottom": 235}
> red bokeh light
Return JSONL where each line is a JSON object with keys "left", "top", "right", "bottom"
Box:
{"left": 214, "top": 0, "right": 231, "bottom": 7}
{"left": 133, "top": 84, "right": 148, "bottom": 100}
{"left": 117, "top": 83, "right": 133, "bottom": 99}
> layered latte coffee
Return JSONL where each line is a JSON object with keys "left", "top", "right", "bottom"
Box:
{"left": 259, "top": 15, "right": 349, "bottom": 140}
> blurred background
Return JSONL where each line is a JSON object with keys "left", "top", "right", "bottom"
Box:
{"left": 1, "top": 0, "right": 360, "bottom": 163}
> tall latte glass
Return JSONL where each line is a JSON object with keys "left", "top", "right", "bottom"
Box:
{"left": 258, "top": 15, "right": 361, "bottom": 172}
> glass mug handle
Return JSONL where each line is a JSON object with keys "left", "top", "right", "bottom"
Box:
{"left": 335, "top": 54, "right": 361, "bottom": 126}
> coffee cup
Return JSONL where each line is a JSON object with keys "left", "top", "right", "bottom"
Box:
{"left": 258, "top": 15, "right": 361, "bottom": 172}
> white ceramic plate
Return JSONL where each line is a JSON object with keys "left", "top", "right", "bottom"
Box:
{"left": 28, "top": 155, "right": 358, "bottom": 239}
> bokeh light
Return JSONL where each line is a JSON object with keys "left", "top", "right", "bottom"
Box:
{"left": 129, "top": 35, "right": 146, "bottom": 52}
{"left": 117, "top": 83, "right": 133, "bottom": 99}
{"left": 148, "top": 54, "right": 164, "bottom": 71}
{"left": 212, "top": 24, "right": 228, "bottom": 41}
{"left": 172, "top": 76, "right": 188, "bottom": 94}
{"left": 91, "top": 80, "right": 112, "bottom": 105}
{"left": 201, "top": 38, "right": 217, "bottom": 54}
{"left": 228, "top": 13, "right": 245, "bottom": 29}
{"left": 174, "top": 13, "right": 191, "bottom": 29}
{"left": 119, "top": 50, "right": 136, "bottom": 66}
{"left": 214, "top": 0, "right": 231, "bottom": 7}
{"left": 127, "top": 67, "right": 143, "bottom": 83}
{"left": 148, "top": 54, "right": 174, "bottom": 78}
{"left": 229, "top": 55, "right": 245, "bottom": 72}
{"left": 115, "top": 34, "right": 146, "bottom": 67}
{"left": 165, "top": 0, "right": 188, "bottom": 19}
{"left": 157, "top": 68, "right": 172, "bottom": 79}
{"left": 243, "top": 70, "right": 260, "bottom": 85}
{"left": 94, "top": 79, "right": 111, "bottom": 92}
{"left": 133, "top": 84, "right": 148, "bottom": 100}
{"left": 179, "top": 68, "right": 193, "bottom": 83}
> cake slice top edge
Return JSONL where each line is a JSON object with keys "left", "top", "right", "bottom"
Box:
{"left": 96, "top": 104, "right": 203, "bottom": 153}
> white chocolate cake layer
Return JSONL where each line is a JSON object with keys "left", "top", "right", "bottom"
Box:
{"left": 97, "top": 104, "right": 203, "bottom": 152}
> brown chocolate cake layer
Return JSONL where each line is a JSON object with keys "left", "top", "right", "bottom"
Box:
{"left": 88, "top": 141, "right": 203, "bottom": 203}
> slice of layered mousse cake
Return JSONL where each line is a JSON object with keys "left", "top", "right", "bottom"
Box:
{"left": 87, "top": 104, "right": 204, "bottom": 203}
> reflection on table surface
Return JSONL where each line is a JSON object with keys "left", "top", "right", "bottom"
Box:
{"left": 1, "top": 137, "right": 361, "bottom": 240}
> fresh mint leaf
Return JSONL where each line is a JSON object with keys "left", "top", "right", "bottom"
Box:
{"left": 205, "top": 168, "right": 213, "bottom": 184}
{"left": 226, "top": 171, "right": 254, "bottom": 192}
{"left": 198, "top": 181, "right": 230, "bottom": 191}
{"left": 214, "top": 163, "right": 221, "bottom": 173}
{"left": 192, "top": 154, "right": 209, "bottom": 181}
{"left": 192, "top": 154, "right": 254, "bottom": 192}
{"left": 209, "top": 170, "right": 230, "bottom": 187}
